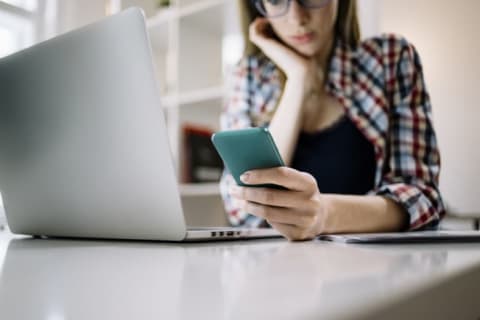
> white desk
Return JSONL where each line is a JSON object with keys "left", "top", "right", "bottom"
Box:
{"left": 0, "top": 231, "right": 479, "bottom": 320}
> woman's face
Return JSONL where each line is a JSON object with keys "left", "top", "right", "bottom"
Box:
{"left": 267, "top": 0, "right": 338, "bottom": 57}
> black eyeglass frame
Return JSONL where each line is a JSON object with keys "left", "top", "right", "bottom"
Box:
{"left": 251, "top": 0, "right": 333, "bottom": 18}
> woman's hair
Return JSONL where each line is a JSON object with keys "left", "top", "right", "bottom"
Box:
{"left": 237, "top": 0, "right": 361, "bottom": 57}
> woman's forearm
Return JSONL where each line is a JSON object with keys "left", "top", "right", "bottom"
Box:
{"left": 268, "top": 79, "right": 306, "bottom": 166}
{"left": 322, "top": 195, "right": 408, "bottom": 234}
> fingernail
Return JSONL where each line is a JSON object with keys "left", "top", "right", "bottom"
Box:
{"left": 240, "top": 172, "right": 250, "bottom": 182}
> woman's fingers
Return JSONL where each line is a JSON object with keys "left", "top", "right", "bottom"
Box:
{"left": 230, "top": 186, "right": 298, "bottom": 208}
{"left": 243, "top": 201, "right": 317, "bottom": 228}
{"left": 268, "top": 222, "right": 314, "bottom": 241}
{"left": 241, "top": 167, "right": 318, "bottom": 195}
{"left": 230, "top": 185, "right": 303, "bottom": 208}
{"left": 228, "top": 166, "right": 325, "bottom": 241}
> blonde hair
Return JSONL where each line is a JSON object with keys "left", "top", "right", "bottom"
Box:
{"left": 237, "top": 0, "right": 361, "bottom": 57}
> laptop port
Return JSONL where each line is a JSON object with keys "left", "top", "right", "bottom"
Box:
{"left": 219, "top": 231, "right": 224, "bottom": 236}
{"left": 211, "top": 231, "right": 216, "bottom": 237}
{"left": 227, "top": 231, "right": 234, "bottom": 236}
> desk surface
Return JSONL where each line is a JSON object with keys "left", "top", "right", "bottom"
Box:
{"left": 0, "top": 231, "right": 480, "bottom": 320}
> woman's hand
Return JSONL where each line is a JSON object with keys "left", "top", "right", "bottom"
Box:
{"left": 229, "top": 167, "right": 329, "bottom": 241}
{"left": 249, "top": 18, "right": 323, "bottom": 86}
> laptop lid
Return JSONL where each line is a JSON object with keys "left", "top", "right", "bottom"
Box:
{"left": 0, "top": 8, "right": 188, "bottom": 241}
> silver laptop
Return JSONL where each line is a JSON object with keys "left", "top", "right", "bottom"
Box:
{"left": 0, "top": 8, "right": 281, "bottom": 241}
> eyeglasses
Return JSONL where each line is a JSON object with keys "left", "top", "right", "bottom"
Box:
{"left": 252, "top": 0, "right": 333, "bottom": 18}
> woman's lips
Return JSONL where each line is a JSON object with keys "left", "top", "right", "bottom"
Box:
{"left": 290, "top": 32, "right": 315, "bottom": 44}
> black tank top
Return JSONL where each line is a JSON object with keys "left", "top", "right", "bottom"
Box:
{"left": 291, "top": 115, "right": 376, "bottom": 195}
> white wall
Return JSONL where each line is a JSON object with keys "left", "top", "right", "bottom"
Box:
{"left": 357, "top": 0, "right": 379, "bottom": 39}
{"left": 359, "top": 0, "right": 480, "bottom": 216}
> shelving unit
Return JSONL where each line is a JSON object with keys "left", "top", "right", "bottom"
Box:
{"left": 179, "top": 182, "right": 220, "bottom": 196}
{"left": 111, "top": 0, "right": 241, "bottom": 225}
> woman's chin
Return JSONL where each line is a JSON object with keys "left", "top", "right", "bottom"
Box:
{"left": 282, "top": 38, "right": 323, "bottom": 58}
{"left": 293, "top": 46, "right": 319, "bottom": 59}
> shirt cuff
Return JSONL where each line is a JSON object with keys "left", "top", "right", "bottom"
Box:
{"left": 369, "top": 182, "right": 443, "bottom": 230}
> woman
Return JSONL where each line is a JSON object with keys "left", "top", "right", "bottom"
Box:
{"left": 220, "top": 0, "right": 445, "bottom": 240}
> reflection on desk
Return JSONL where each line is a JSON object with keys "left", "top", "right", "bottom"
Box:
{"left": 0, "top": 237, "right": 479, "bottom": 320}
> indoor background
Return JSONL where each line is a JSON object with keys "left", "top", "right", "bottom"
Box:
{"left": 0, "top": 0, "right": 478, "bottom": 231}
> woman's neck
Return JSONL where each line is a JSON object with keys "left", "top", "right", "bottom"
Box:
{"left": 315, "top": 36, "right": 334, "bottom": 71}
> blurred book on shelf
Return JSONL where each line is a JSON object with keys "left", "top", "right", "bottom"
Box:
{"left": 182, "top": 124, "right": 223, "bottom": 183}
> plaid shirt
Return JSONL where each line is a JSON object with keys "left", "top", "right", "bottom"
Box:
{"left": 220, "top": 34, "right": 445, "bottom": 230}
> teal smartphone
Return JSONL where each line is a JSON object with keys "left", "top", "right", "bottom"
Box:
{"left": 211, "top": 127, "right": 286, "bottom": 189}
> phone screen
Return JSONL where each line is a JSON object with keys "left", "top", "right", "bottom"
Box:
{"left": 211, "top": 127, "right": 285, "bottom": 189}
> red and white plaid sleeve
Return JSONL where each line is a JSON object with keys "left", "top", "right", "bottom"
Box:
{"left": 369, "top": 36, "right": 445, "bottom": 230}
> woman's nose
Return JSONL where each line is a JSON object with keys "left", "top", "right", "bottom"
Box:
{"left": 286, "top": 0, "right": 309, "bottom": 26}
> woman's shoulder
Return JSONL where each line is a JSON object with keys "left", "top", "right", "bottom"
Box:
{"left": 356, "top": 33, "right": 420, "bottom": 63}
{"left": 235, "top": 52, "right": 275, "bottom": 69}
{"left": 226, "top": 54, "right": 283, "bottom": 125}
{"left": 233, "top": 53, "right": 281, "bottom": 82}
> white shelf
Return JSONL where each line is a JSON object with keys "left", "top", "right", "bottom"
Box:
{"left": 146, "top": 0, "right": 225, "bottom": 30}
{"left": 146, "top": 6, "right": 176, "bottom": 28}
{"left": 119, "top": 0, "right": 234, "bottom": 217}
{"left": 178, "top": 0, "right": 224, "bottom": 18}
{"left": 179, "top": 183, "right": 220, "bottom": 196}
{"left": 179, "top": 85, "right": 224, "bottom": 105}
{"left": 162, "top": 85, "right": 224, "bottom": 108}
